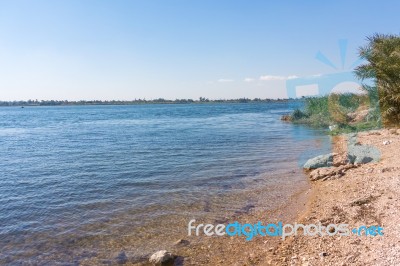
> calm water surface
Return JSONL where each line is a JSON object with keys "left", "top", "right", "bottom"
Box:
{"left": 0, "top": 103, "right": 330, "bottom": 264}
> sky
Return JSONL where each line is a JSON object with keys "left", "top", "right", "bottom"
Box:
{"left": 0, "top": 0, "right": 399, "bottom": 101}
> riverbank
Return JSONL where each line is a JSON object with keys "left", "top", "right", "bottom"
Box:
{"left": 0, "top": 98, "right": 296, "bottom": 107}
{"left": 137, "top": 128, "right": 400, "bottom": 265}
{"left": 271, "top": 128, "right": 400, "bottom": 265}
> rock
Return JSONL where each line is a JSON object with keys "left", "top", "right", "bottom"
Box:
{"left": 116, "top": 251, "right": 128, "bottom": 264}
{"left": 383, "top": 140, "right": 392, "bottom": 145}
{"left": 174, "top": 239, "right": 190, "bottom": 247}
{"left": 348, "top": 144, "right": 380, "bottom": 164}
{"left": 319, "top": 252, "right": 328, "bottom": 257}
{"left": 149, "top": 250, "right": 174, "bottom": 265}
{"left": 303, "top": 153, "right": 336, "bottom": 169}
{"left": 346, "top": 133, "right": 380, "bottom": 164}
{"left": 333, "top": 152, "right": 348, "bottom": 167}
{"left": 309, "top": 164, "right": 357, "bottom": 181}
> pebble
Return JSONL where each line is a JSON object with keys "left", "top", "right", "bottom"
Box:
{"left": 174, "top": 239, "right": 190, "bottom": 246}
{"left": 149, "top": 250, "right": 174, "bottom": 265}
{"left": 116, "top": 251, "right": 128, "bottom": 265}
{"left": 319, "top": 252, "right": 328, "bottom": 257}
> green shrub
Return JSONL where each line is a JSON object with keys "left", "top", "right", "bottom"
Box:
{"left": 291, "top": 109, "right": 308, "bottom": 120}
{"left": 289, "top": 93, "right": 381, "bottom": 133}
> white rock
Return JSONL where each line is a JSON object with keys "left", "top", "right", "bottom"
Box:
{"left": 319, "top": 252, "right": 328, "bottom": 257}
{"left": 383, "top": 140, "right": 391, "bottom": 145}
{"left": 149, "top": 250, "right": 174, "bottom": 265}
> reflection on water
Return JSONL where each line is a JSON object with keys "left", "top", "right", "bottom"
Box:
{"left": 0, "top": 103, "right": 330, "bottom": 264}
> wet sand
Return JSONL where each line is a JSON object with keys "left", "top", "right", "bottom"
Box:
{"left": 122, "top": 171, "right": 312, "bottom": 265}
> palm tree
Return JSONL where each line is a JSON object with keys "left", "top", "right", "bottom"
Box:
{"left": 355, "top": 33, "right": 400, "bottom": 126}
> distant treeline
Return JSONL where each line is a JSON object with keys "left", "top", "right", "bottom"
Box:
{"left": 0, "top": 97, "right": 295, "bottom": 107}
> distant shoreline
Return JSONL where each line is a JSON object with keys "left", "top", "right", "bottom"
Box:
{"left": 0, "top": 98, "right": 299, "bottom": 107}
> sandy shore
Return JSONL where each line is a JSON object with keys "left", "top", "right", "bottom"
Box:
{"left": 271, "top": 128, "right": 400, "bottom": 265}
{"left": 136, "top": 128, "right": 400, "bottom": 265}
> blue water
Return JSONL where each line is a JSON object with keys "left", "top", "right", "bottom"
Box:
{"left": 0, "top": 103, "right": 330, "bottom": 264}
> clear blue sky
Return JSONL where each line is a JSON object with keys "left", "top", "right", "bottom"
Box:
{"left": 0, "top": 0, "right": 399, "bottom": 100}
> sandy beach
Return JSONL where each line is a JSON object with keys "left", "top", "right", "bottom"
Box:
{"left": 273, "top": 128, "right": 400, "bottom": 265}
{"left": 134, "top": 128, "right": 400, "bottom": 265}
